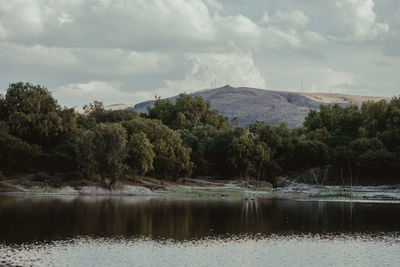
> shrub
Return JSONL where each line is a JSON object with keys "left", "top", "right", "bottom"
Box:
{"left": 30, "top": 172, "right": 52, "bottom": 182}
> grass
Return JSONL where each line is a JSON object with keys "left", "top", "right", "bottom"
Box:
{"left": 0, "top": 182, "right": 24, "bottom": 193}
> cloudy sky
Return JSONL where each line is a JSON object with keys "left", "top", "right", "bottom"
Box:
{"left": 0, "top": 0, "right": 399, "bottom": 107}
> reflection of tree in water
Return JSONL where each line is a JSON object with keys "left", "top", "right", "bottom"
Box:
{"left": 241, "top": 200, "right": 260, "bottom": 223}
{"left": 0, "top": 197, "right": 398, "bottom": 243}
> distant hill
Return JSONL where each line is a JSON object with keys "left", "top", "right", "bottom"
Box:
{"left": 132, "top": 85, "right": 390, "bottom": 127}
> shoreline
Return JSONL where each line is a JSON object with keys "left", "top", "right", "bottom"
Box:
{"left": 1, "top": 180, "right": 400, "bottom": 204}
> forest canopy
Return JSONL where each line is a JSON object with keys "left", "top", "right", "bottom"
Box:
{"left": 1, "top": 82, "right": 399, "bottom": 186}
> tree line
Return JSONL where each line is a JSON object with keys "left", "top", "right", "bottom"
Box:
{"left": 1, "top": 82, "right": 399, "bottom": 186}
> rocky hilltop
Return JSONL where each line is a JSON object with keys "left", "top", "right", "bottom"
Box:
{"left": 132, "top": 85, "right": 389, "bottom": 127}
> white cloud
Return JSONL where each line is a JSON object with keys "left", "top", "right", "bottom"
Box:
{"left": 258, "top": 10, "right": 310, "bottom": 48}
{"left": 0, "top": 0, "right": 217, "bottom": 47}
{"left": 73, "top": 49, "right": 171, "bottom": 75}
{"left": 279, "top": 67, "right": 362, "bottom": 93}
{"left": 304, "top": 31, "right": 327, "bottom": 43}
{"left": 205, "top": 0, "right": 223, "bottom": 11}
{"left": 57, "top": 12, "right": 73, "bottom": 25}
{"left": 269, "top": 10, "right": 310, "bottom": 28}
{"left": 331, "top": 0, "right": 389, "bottom": 41}
{"left": 158, "top": 51, "right": 266, "bottom": 97}
{"left": 1, "top": 0, "right": 399, "bottom": 107}
{"left": 0, "top": 42, "right": 170, "bottom": 76}
{"left": 213, "top": 14, "right": 262, "bottom": 48}
{"left": 260, "top": 12, "right": 270, "bottom": 24}
{"left": 262, "top": 26, "right": 301, "bottom": 48}
{"left": 55, "top": 81, "right": 154, "bottom": 107}
{"left": 0, "top": 42, "right": 78, "bottom": 68}
{"left": 0, "top": 0, "right": 306, "bottom": 51}
{"left": 0, "top": 0, "right": 53, "bottom": 39}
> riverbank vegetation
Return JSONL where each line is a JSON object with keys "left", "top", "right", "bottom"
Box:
{"left": 1, "top": 82, "right": 399, "bottom": 187}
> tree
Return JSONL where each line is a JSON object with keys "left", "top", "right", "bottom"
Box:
{"left": 126, "top": 132, "right": 155, "bottom": 175}
{"left": 304, "top": 109, "right": 323, "bottom": 131}
{"left": 80, "top": 123, "right": 127, "bottom": 185}
{"left": 0, "top": 123, "right": 40, "bottom": 171}
{"left": 361, "top": 100, "right": 389, "bottom": 137}
{"left": 199, "top": 128, "right": 236, "bottom": 177}
{"left": 0, "top": 93, "right": 5, "bottom": 120}
{"left": 249, "top": 122, "right": 281, "bottom": 153}
{"left": 349, "top": 138, "right": 394, "bottom": 177}
{"left": 252, "top": 142, "right": 271, "bottom": 181}
{"left": 387, "top": 97, "right": 400, "bottom": 131}
{"left": 350, "top": 138, "right": 383, "bottom": 155}
{"left": 304, "top": 104, "right": 362, "bottom": 137}
{"left": 122, "top": 118, "right": 193, "bottom": 179}
{"left": 146, "top": 97, "right": 176, "bottom": 127}
{"left": 228, "top": 134, "right": 256, "bottom": 180}
{"left": 146, "top": 93, "right": 228, "bottom": 130}
{"left": 50, "top": 136, "right": 81, "bottom": 172}
{"left": 306, "top": 127, "right": 330, "bottom": 144}
{"left": 294, "top": 140, "right": 328, "bottom": 168}
{"left": 84, "top": 101, "right": 139, "bottom": 123}
{"left": 1, "top": 82, "right": 76, "bottom": 149}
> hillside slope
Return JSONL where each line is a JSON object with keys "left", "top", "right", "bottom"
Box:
{"left": 133, "top": 85, "right": 389, "bottom": 127}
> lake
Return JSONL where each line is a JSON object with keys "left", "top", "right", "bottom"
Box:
{"left": 0, "top": 196, "right": 399, "bottom": 266}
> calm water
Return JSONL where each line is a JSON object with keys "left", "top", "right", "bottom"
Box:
{"left": 0, "top": 196, "right": 399, "bottom": 266}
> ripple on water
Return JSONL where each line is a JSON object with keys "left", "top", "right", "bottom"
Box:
{"left": 1, "top": 233, "right": 400, "bottom": 267}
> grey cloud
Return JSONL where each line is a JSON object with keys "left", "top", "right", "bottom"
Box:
{"left": 373, "top": 59, "right": 392, "bottom": 67}
{"left": 382, "top": 31, "right": 400, "bottom": 56}
{"left": 0, "top": 0, "right": 399, "bottom": 107}
{"left": 295, "top": 48, "right": 326, "bottom": 62}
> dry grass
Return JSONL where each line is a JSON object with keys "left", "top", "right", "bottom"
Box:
{"left": 301, "top": 92, "right": 390, "bottom": 104}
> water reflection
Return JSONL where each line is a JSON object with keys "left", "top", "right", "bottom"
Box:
{"left": 0, "top": 196, "right": 400, "bottom": 244}
{"left": 241, "top": 200, "right": 260, "bottom": 223}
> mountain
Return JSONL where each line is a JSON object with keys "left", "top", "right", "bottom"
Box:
{"left": 132, "top": 85, "right": 390, "bottom": 127}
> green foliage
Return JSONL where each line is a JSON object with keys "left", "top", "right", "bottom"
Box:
{"left": 146, "top": 93, "right": 228, "bottom": 130}
{"left": 84, "top": 101, "right": 139, "bottom": 123}
{"left": 304, "top": 104, "right": 362, "bottom": 136}
{"left": 361, "top": 100, "right": 389, "bottom": 136}
{"left": 80, "top": 123, "right": 127, "bottom": 185}
{"left": 1, "top": 82, "right": 76, "bottom": 149}
{"left": 0, "top": 129, "right": 40, "bottom": 171}
{"left": 228, "top": 130, "right": 271, "bottom": 179}
{"left": 301, "top": 97, "right": 400, "bottom": 181}
{"left": 198, "top": 128, "right": 245, "bottom": 177}
{"left": 0, "top": 93, "right": 5, "bottom": 120}
{"left": 126, "top": 132, "right": 155, "bottom": 175}
{"left": 1, "top": 81, "right": 400, "bottom": 185}
{"left": 228, "top": 134, "right": 256, "bottom": 178}
{"left": 50, "top": 136, "right": 81, "bottom": 172}
{"left": 357, "top": 148, "right": 393, "bottom": 170}
{"left": 275, "top": 123, "right": 292, "bottom": 138}
{"left": 350, "top": 138, "right": 383, "bottom": 155}
{"left": 178, "top": 126, "right": 212, "bottom": 175}
{"left": 294, "top": 140, "right": 328, "bottom": 168}
{"left": 303, "top": 109, "right": 323, "bottom": 131}
{"left": 122, "top": 118, "right": 193, "bottom": 179}
{"left": 306, "top": 127, "right": 330, "bottom": 143}
{"left": 249, "top": 122, "right": 281, "bottom": 153}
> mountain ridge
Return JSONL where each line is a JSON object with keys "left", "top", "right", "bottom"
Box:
{"left": 130, "top": 85, "right": 390, "bottom": 127}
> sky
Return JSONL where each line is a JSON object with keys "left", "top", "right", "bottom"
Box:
{"left": 0, "top": 0, "right": 399, "bottom": 108}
